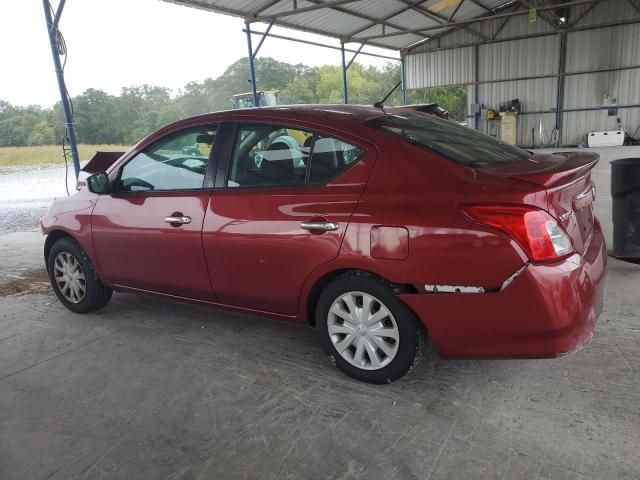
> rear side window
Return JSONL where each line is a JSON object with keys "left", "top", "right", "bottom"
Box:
{"left": 368, "top": 113, "right": 530, "bottom": 167}
{"left": 227, "top": 124, "right": 363, "bottom": 188}
{"left": 308, "top": 136, "right": 362, "bottom": 184}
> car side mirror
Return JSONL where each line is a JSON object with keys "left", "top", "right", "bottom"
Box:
{"left": 87, "top": 172, "right": 111, "bottom": 194}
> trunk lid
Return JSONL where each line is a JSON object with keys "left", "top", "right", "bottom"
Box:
{"left": 478, "top": 151, "right": 599, "bottom": 255}
{"left": 82, "top": 151, "right": 126, "bottom": 174}
{"left": 76, "top": 151, "right": 126, "bottom": 191}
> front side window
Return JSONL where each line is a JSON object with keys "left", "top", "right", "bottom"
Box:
{"left": 227, "top": 124, "right": 363, "bottom": 188}
{"left": 119, "top": 126, "right": 216, "bottom": 191}
{"left": 368, "top": 113, "right": 530, "bottom": 167}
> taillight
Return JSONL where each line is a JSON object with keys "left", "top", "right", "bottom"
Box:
{"left": 461, "top": 205, "right": 574, "bottom": 262}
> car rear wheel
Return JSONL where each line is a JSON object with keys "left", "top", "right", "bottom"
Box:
{"left": 316, "top": 272, "right": 424, "bottom": 384}
{"left": 47, "top": 237, "right": 113, "bottom": 314}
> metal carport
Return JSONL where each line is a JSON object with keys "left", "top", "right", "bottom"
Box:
{"left": 43, "top": 0, "right": 640, "bottom": 175}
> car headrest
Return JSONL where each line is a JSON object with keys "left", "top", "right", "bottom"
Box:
{"left": 196, "top": 133, "right": 215, "bottom": 144}
{"left": 312, "top": 138, "right": 341, "bottom": 168}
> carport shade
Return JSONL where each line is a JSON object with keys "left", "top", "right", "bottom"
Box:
{"left": 158, "top": 0, "right": 600, "bottom": 108}
{"left": 159, "top": 0, "right": 597, "bottom": 51}
{"left": 40, "top": 0, "right": 611, "bottom": 179}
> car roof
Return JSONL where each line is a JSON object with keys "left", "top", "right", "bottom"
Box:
{"left": 180, "top": 104, "right": 388, "bottom": 128}
{"left": 141, "top": 104, "right": 417, "bottom": 150}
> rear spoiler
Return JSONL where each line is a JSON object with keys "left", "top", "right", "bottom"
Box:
{"left": 393, "top": 103, "right": 449, "bottom": 120}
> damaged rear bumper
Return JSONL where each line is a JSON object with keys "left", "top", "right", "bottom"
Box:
{"left": 400, "top": 220, "right": 607, "bottom": 359}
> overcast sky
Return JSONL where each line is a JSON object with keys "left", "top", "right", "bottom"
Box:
{"left": 1, "top": 0, "right": 397, "bottom": 107}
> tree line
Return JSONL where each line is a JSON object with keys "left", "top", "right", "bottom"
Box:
{"left": 0, "top": 57, "right": 466, "bottom": 147}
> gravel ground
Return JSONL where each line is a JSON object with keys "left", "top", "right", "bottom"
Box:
{"left": 0, "top": 203, "right": 50, "bottom": 235}
{"left": 0, "top": 164, "right": 75, "bottom": 235}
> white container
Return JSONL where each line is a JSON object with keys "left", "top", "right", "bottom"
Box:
{"left": 587, "top": 130, "right": 625, "bottom": 147}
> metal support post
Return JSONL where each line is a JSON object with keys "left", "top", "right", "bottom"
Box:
{"left": 400, "top": 55, "right": 407, "bottom": 105}
{"left": 345, "top": 42, "right": 365, "bottom": 70}
{"left": 556, "top": 31, "right": 567, "bottom": 147}
{"left": 245, "top": 22, "right": 259, "bottom": 107}
{"left": 341, "top": 42, "right": 348, "bottom": 104}
{"left": 244, "top": 20, "right": 274, "bottom": 108}
{"left": 400, "top": 54, "right": 407, "bottom": 105}
{"left": 474, "top": 44, "right": 480, "bottom": 130}
{"left": 42, "top": 0, "right": 80, "bottom": 178}
{"left": 251, "top": 19, "right": 275, "bottom": 60}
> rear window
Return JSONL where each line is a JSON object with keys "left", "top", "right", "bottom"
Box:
{"left": 368, "top": 112, "right": 530, "bottom": 167}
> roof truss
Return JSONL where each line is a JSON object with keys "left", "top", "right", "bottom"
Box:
{"left": 162, "top": 0, "right": 640, "bottom": 52}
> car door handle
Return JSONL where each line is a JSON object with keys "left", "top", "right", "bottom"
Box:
{"left": 300, "top": 221, "right": 340, "bottom": 231}
{"left": 164, "top": 215, "right": 192, "bottom": 225}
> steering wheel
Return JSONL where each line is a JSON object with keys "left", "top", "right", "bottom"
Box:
{"left": 122, "top": 177, "right": 155, "bottom": 191}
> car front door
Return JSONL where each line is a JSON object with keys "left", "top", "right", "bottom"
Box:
{"left": 92, "top": 124, "right": 218, "bottom": 300}
{"left": 202, "top": 121, "right": 375, "bottom": 315}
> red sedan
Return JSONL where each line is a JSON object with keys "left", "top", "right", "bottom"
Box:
{"left": 42, "top": 105, "right": 606, "bottom": 384}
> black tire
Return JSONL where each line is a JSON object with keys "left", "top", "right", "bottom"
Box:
{"left": 47, "top": 237, "right": 113, "bottom": 314}
{"left": 316, "top": 272, "right": 425, "bottom": 384}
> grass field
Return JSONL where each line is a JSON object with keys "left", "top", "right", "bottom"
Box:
{"left": 0, "top": 145, "right": 129, "bottom": 168}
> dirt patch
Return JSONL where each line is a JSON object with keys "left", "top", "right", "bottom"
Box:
{"left": 0, "top": 269, "right": 51, "bottom": 297}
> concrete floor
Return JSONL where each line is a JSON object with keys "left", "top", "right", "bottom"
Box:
{"left": 1, "top": 146, "right": 639, "bottom": 480}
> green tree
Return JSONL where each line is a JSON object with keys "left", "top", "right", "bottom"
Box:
{"left": 0, "top": 103, "right": 48, "bottom": 146}
{"left": 408, "top": 86, "right": 468, "bottom": 122}
{"left": 0, "top": 56, "right": 468, "bottom": 147}
{"left": 73, "top": 89, "right": 122, "bottom": 144}
{"left": 281, "top": 75, "right": 317, "bottom": 104}
{"left": 28, "top": 120, "right": 55, "bottom": 145}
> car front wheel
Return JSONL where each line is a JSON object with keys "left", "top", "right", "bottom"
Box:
{"left": 47, "top": 237, "right": 113, "bottom": 314}
{"left": 316, "top": 272, "right": 424, "bottom": 384}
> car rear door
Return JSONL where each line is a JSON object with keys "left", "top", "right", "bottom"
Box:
{"left": 202, "top": 121, "right": 375, "bottom": 315}
{"left": 92, "top": 124, "right": 218, "bottom": 301}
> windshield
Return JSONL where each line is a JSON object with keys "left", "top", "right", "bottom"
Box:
{"left": 368, "top": 112, "right": 530, "bottom": 167}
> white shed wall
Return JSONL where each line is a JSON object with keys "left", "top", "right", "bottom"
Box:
{"left": 404, "top": 0, "right": 640, "bottom": 146}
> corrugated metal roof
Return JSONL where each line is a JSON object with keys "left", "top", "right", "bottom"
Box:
{"left": 161, "top": 0, "right": 523, "bottom": 50}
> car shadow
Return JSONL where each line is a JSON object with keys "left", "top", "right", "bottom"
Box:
{"left": 94, "top": 291, "right": 537, "bottom": 396}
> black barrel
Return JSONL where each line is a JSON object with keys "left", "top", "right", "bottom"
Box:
{"left": 611, "top": 158, "right": 640, "bottom": 258}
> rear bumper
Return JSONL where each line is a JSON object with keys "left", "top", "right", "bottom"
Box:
{"left": 400, "top": 219, "right": 607, "bottom": 359}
